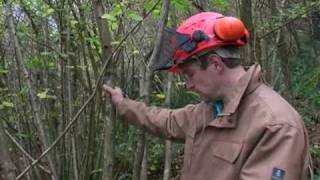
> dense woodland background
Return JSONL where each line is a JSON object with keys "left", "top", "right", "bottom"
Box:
{"left": 0, "top": 0, "right": 319, "bottom": 179}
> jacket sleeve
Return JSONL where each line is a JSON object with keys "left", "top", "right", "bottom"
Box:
{"left": 240, "top": 123, "right": 308, "bottom": 180}
{"left": 116, "top": 98, "right": 208, "bottom": 141}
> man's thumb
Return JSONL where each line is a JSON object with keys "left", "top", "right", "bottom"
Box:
{"left": 103, "top": 84, "right": 114, "bottom": 94}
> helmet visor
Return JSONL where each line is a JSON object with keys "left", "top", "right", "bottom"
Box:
{"left": 150, "top": 27, "right": 192, "bottom": 71}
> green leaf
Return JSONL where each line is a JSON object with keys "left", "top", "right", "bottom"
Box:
{"left": 128, "top": 10, "right": 143, "bottom": 21}
{"left": 40, "top": 51, "right": 52, "bottom": 56}
{"left": 210, "top": 0, "right": 229, "bottom": 10}
{"left": 0, "top": 69, "right": 9, "bottom": 74}
{"left": 155, "top": 93, "right": 165, "bottom": 99}
{"left": 0, "top": 88, "right": 8, "bottom": 92}
{"left": 152, "top": 9, "right": 161, "bottom": 17}
{"left": 66, "top": 65, "right": 75, "bottom": 69}
{"left": 101, "top": 13, "right": 117, "bottom": 21}
{"left": 42, "top": 3, "right": 55, "bottom": 17}
{"left": 37, "top": 89, "right": 56, "bottom": 100}
{"left": 172, "top": 0, "right": 191, "bottom": 11}
{"left": 45, "top": 8, "right": 54, "bottom": 15}
{"left": 144, "top": 1, "right": 154, "bottom": 10}
{"left": 144, "top": 1, "right": 161, "bottom": 12}
{"left": 70, "top": 20, "right": 78, "bottom": 26}
{"left": 113, "top": 4, "right": 123, "bottom": 16}
{"left": 90, "top": 168, "right": 102, "bottom": 175}
{"left": 111, "top": 41, "right": 120, "bottom": 46}
{"left": 2, "top": 101, "right": 14, "bottom": 108}
{"left": 185, "top": 91, "right": 200, "bottom": 97}
{"left": 150, "top": 164, "right": 157, "bottom": 171}
{"left": 133, "top": 50, "right": 139, "bottom": 54}
{"left": 111, "top": 22, "right": 119, "bottom": 31}
{"left": 77, "top": 65, "right": 87, "bottom": 71}
{"left": 16, "top": 133, "right": 29, "bottom": 139}
{"left": 37, "top": 89, "right": 49, "bottom": 99}
{"left": 19, "top": 86, "right": 30, "bottom": 95}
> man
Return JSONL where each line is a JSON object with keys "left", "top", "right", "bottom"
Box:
{"left": 103, "top": 12, "right": 309, "bottom": 180}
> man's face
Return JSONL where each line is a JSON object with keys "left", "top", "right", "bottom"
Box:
{"left": 179, "top": 58, "right": 222, "bottom": 101}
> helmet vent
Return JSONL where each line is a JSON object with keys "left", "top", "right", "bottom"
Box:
{"left": 192, "top": 30, "right": 209, "bottom": 42}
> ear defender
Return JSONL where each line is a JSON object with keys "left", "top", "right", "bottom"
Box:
{"left": 214, "top": 17, "right": 248, "bottom": 42}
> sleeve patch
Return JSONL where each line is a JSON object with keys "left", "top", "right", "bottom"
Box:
{"left": 271, "top": 167, "right": 285, "bottom": 180}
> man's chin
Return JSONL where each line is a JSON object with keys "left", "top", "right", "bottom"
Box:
{"left": 200, "top": 95, "right": 211, "bottom": 102}
{"left": 201, "top": 94, "right": 219, "bottom": 102}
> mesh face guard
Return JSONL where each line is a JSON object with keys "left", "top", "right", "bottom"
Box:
{"left": 150, "top": 27, "right": 208, "bottom": 71}
{"left": 150, "top": 13, "right": 249, "bottom": 72}
{"left": 151, "top": 28, "right": 190, "bottom": 71}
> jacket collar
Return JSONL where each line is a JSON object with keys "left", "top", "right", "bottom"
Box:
{"left": 208, "top": 64, "right": 263, "bottom": 128}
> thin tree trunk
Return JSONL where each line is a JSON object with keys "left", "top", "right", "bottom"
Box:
{"left": 137, "top": 1, "right": 170, "bottom": 179}
{"left": 163, "top": 140, "right": 172, "bottom": 180}
{"left": 10, "top": 69, "right": 38, "bottom": 180}
{"left": 5, "top": 130, "right": 51, "bottom": 175}
{"left": 4, "top": 1, "right": 58, "bottom": 179}
{"left": 133, "top": 130, "right": 146, "bottom": 180}
{"left": 270, "top": 0, "right": 291, "bottom": 99}
{"left": 133, "top": 63, "right": 147, "bottom": 180}
{"left": 277, "top": 0, "right": 291, "bottom": 100}
{"left": 240, "top": 0, "right": 254, "bottom": 64}
{"left": 58, "top": 2, "right": 71, "bottom": 178}
{"left": 163, "top": 74, "right": 173, "bottom": 180}
{"left": 0, "top": 123, "right": 16, "bottom": 180}
{"left": 140, "top": 145, "right": 148, "bottom": 180}
{"left": 67, "top": 41, "right": 79, "bottom": 180}
{"left": 92, "top": 0, "right": 114, "bottom": 179}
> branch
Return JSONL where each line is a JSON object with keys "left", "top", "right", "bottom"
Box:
{"left": 15, "top": 0, "right": 161, "bottom": 179}
{"left": 192, "top": 1, "right": 205, "bottom": 12}
{"left": 4, "top": 130, "right": 51, "bottom": 175}
{"left": 258, "top": 2, "right": 320, "bottom": 39}
{"left": 148, "top": 0, "right": 170, "bottom": 69}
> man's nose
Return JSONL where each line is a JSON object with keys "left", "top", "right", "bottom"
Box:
{"left": 185, "top": 80, "right": 194, "bottom": 90}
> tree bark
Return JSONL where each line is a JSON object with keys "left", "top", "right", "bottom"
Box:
{"left": 140, "top": 146, "right": 148, "bottom": 180}
{"left": 5, "top": 130, "right": 52, "bottom": 175}
{"left": 133, "top": 131, "right": 145, "bottom": 180}
{"left": 136, "top": 0, "right": 170, "bottom": 179}
{"left": 133, "top": 63, "right": 147, "bottom": 180}
{"left": 163, "top": 74, "right": 173, "bottom": 180}
{"left": 0, "top": 123, "right": 16, "bottom": 180}
{"left": 240, "top": 0, "right": 255, "bottom": 64}
{"left": 92, "top": 0, "right": 114, "bottom": 179}
{"left": 270, "top": 0, "right": 291, "bottom": 100}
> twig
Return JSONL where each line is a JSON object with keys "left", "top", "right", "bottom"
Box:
{"left": 15, "top": 0, "right": 161, "bottom": 179}
{"left": 4, "top": 130, "right": 51, "bottom": 175}
{"left": 258, "top": 2, "right": 320, "bottom": 39}
{"left": 23, "top": 33, "right": 69, "bottom": 61}
{"left": 191, "top": 1, "right": 205, "bottom": 12}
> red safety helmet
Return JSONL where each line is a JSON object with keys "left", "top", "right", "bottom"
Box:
{"left": 152, "top": 12, "right": 249, "bottom": 72}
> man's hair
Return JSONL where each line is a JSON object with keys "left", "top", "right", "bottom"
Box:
{"left": 183, "top": 52, "right": 241, "bottom": 70}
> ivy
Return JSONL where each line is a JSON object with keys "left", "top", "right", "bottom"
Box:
{"left": 127, "top": 10, "right": 143, "bottom": 21}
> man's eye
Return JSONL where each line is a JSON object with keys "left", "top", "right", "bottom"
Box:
{"left": 187, "top": 72, "right": 194, "bottom": 78}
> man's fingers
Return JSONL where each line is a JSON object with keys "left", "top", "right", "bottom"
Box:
{"left": 103, "top": 84, "right": 115, "bottom": 94}
{"left": 102, "top": 85, "right": 124, "bottom": 105}
{"left": 114, "top": 87, "right": 122, "bottom": 92}
{"left": 103, "top": 85, "right": 123, "bottom": 96}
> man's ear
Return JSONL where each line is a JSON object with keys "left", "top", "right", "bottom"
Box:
{"left": 207, "top": 54, "right": 224, "bottom": 73}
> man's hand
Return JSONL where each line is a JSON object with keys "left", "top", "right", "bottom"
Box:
{"left": 103, "top": 84, "right": 124, "bottom": 106}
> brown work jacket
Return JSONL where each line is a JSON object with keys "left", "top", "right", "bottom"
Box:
{"left": 116, "top": 64, "right": 309, "bottom": 180}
